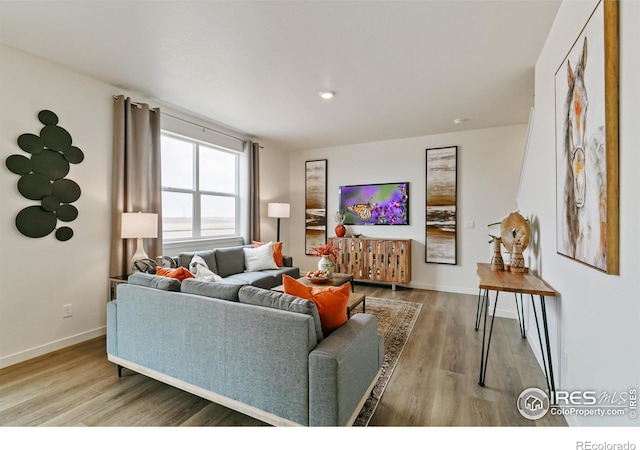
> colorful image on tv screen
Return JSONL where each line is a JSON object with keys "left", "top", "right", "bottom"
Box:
{"left": 339, "top": 182, "right": 409, "bottom": 225}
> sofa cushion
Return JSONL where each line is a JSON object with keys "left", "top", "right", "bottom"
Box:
{"left": 283, "top": 275, "right": 350, "bottom": 336}
{"left": 214, "top": 246, "right": 246, "bottom": 277}
{"left": 177, "top": 249, "right": 218, "bottom": 274}
{"left": 258, "top": 266, "right": 300, "bottom": 287}
{"left": 225, "top": 272, "right": 274, "bottom": 289}
{"left": 238, "top": 286, "right": 324, "bottom": 343}
{"left": 253, "top": 241, "right": 284, "bottom": 267}
{"left": 127, "top": 272, "right": 181, "bottom": 291}
{"left": 180, "top": 278, "right": 242, "bottom": 302}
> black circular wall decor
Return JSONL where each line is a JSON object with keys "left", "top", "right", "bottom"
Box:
{"left": 15, "top": 206, "right": 58, "bottom": 238}
{"left": 41, "top": 195, "right": 61, "bottom": 212}
{"left": 6, "top": 154, "right": 33, "bottom": 175}
{"left": 5, "top": 110, "right": 84, "bottom": 241}
{"left": 17, "top": 133, "right": 45, "bottom": 154}
{"left": 52, "top": 178, "right": 81, "bottom": 203}
{"left": 38, "top": 110, "right": 59, "bottom": 125}
{"left": 17, "top": 173, "right": 53, "bottom": 200}
{"left": 56, "top": 204, "right": 78, "bottom": 222}
{"left": 55, "top": 227, "right": 74, "bottom": 241}
{"left": 31, "top": 149, "right": 70, "bottom": 180}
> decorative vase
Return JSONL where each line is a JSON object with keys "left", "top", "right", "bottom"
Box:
{"left": 510, "top": 243, "right": 525, "bottom": 273}
{"left": 335, "top": 223, "right": 346, "bottom": 238}
{"left": 318, "top": 255, "right": 335, "bottom": 279}
{"left": 490, "top": 238, "right": 504, "bottom": 271}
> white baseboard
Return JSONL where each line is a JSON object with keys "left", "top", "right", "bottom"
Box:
{"left": 0, "top": 327, "right": 106, "bottom": 370}
{"left": 409, "top": 281, "right": 477, "bottom": 296}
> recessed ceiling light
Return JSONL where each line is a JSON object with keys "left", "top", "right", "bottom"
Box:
{"left": 319, "top": 91, "right": 335, "bottom": 100}
{"left": 453, "top": 118, "right": 466, "bottom": 125}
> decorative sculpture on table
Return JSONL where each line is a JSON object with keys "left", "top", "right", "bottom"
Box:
{"left": 502, "top": 212, "right": 530, "bottom": 273}
{"left": 5, "top": 110, "right": 84, "bottom": 241}
{"left": 489, "top": 237, "right": 504, "bottom": 271}
{"left": 488, "top": 211, "right": 530, "bottom": 273}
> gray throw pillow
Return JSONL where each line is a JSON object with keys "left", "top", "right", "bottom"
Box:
{"left": 180, "top": 278, "right": 242, "bottom": 302}
{"left": 238, "top": 285, "right": 323, "bottom": 343}
{"left": 127, "top": 272, "right": 181, "bottom": 291}
{"left": 178, "top": 249, "right": 218, "bottom": 273}
{"left": 214, "top": 246, "right": 245, "bottom": 277}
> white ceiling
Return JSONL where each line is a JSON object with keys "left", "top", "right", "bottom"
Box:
{"left": 0, "top": 1, "right": 560, "bottom": 151}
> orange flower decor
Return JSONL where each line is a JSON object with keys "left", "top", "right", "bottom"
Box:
{"left": 311, "top": 242, "right": 339, "bottom": 261}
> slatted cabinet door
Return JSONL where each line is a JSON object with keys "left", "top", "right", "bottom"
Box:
{"left": 332, "top": 237, "right": 348, "bottom": 273}
{"left": 385, "top": 240, "right": 411, "bottom": 285}
{"left": 349, "top": 238, "right": 367, "bottom": 279}
{"left": 332, "top": 237, "right": 366, "bottom": 279}
{"left": 366, "top": 239, "right": 387, "bottom": 282}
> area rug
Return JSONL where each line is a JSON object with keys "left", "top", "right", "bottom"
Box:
{"left": 352, "top": 296, "right": 422, "bottom": 426}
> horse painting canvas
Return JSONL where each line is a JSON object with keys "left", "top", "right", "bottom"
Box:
{"left": 554, "top": 0, "right": 618, "bottom": 274}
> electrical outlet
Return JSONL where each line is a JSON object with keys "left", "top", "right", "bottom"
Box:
{"left": 63, "top": 304, "right": 73, "bottom": 318}
{"left": 464, "top": 220, "right": 475, "bottom": 229}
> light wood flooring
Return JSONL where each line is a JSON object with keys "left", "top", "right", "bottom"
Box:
{"left": 0, "top": 286, "right": 567, "bottom": 427}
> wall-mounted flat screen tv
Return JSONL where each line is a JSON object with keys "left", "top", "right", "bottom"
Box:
{"left": 339, "top": 182, "right": 409, "bottom": 225}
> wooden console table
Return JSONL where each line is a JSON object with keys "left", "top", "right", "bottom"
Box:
{"left": 475, "top": 263, "right": 557, "bottom": 398}
{"left": 330, "top": 237, "right": 411, "bottom": 290}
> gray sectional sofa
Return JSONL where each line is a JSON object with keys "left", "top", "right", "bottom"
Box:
{"left": 106, "top": 273, "right": 384, "bottom": 426}
{"left": 176, "top": 244, "right": 300, "bottom": 289}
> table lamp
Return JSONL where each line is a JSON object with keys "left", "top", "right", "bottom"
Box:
{"left": 121, "top": 212, "right": 158, "bottom": 269}
{"left": 267, "top": 203, "right": 290, "bottom": 242}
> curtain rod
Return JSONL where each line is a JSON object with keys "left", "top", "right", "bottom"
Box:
{"left": 161, "top": 111, "right": 245, "bottom": 143}
{"left": 112, "top": 95, "right": 155, "bottom": 111}
{"left": 112, "top": 95, "right": 245, "bottom": 143}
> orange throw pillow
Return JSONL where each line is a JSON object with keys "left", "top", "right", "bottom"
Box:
{"left": 282, "top": 275, "right": 350, "bottom": 335}
{"left": 156, "top": 267, "right": 194, "bottom": 281}
{"left": 283, "top": 274, "right": 313, "bottom": 299}
{"left": 253, "top": 241, "right": 284, "bottom": 267}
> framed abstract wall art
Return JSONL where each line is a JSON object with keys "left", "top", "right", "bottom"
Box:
{"left": 425, "top": 146, "right": 457, "bottom": 265}
{"left": 554, "top": 0, "right": 618, "bottom": 274}
{"left": 305, "top": 159, "right": 327, "bottom": 255}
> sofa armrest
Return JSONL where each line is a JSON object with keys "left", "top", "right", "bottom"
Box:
{"left": 282, "top": 256, "right": 293, "bottom": 267}
{"left": 106, "top": 300, "right": 118, "bottom": 356}
{"left": 308, "top": 313, "right": 383, "bottom": 426}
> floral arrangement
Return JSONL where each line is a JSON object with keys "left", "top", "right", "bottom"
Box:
{"left": 487, "top": 218, "right": 503, "bottom": 243}
{"left": 310, "top": 242, "right": 339, "bottom": 261}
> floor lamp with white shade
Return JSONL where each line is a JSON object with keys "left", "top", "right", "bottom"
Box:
{"left": 267, "top": 203, "right": 290, "bottom": 242}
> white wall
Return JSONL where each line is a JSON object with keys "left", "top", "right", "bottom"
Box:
{"left": 0, "top": 45, "right": 291, "bottom": 368}
{"left": 258, "top": 139, "right": 293, "bottom": 255}
{"left": 289, "top": 124, "right": 527, "bottom": 319}
{"left": 0, "top": 45, "right": 113, "bottom": 367}
{"left": 519, "top": 0, "right": 639, "bottom": 426}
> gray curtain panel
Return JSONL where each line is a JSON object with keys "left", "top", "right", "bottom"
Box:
{"left": 109, "top": 95, "right": 163, "bottom": 277}
{"left": 244, "top": 140, "right": 261, "bottom": 243}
